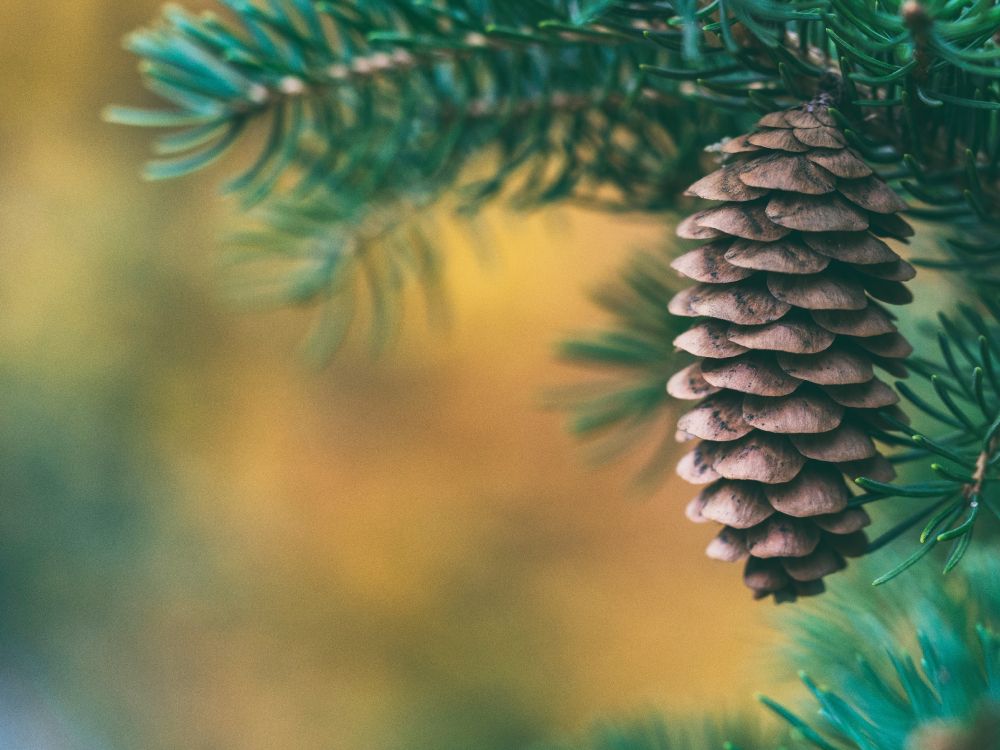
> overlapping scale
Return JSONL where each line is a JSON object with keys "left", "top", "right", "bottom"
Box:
{"left": 727, "top": 313, "right": 835, "bottom": 354}
{"left": 669, "top": 101, "right": 914, "bottom": 602}
{"left": 670, "top": 241, "right": 754, "bottom": 283}
{"left": 725, "top": 238, "right": 831, "bottom": 274}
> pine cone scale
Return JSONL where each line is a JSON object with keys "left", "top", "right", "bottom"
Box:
{"left": 736, "top": 153, "right": 836, "bottom": 193}
{"left": 725, "top": 239, "right": 831, "bottom": 274}
{"left": 727, "top": 315, "right": 835, "bottom": 354}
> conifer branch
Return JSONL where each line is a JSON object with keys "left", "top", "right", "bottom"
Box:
{"left": 108, "top": 1, "right": 744, "bottom": 353}
{"left": 765, "top": 551, "right": 1000, "bottom": 749}
{"left": 852, "top": 304, "right": 1000, "bottom": 582}
{"left": 554, "top": 250, "right": 689, "bottom": 490}
{"left": 106, "top": 1, "right": 721, "bottom": 212}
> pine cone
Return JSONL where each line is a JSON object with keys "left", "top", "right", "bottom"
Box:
{"left": 669, "top": 100, "right": 915, "bottom": 603}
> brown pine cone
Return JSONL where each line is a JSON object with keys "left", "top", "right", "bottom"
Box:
{"left": 669, "top": 100, "right": 915, "bottom": 603}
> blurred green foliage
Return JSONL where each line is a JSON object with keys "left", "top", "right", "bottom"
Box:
{"left": 766, "top": 550, "right": 1000, "bottom": 749}
{"left": 549, "top": 716, "right": 775, "bottom": 750}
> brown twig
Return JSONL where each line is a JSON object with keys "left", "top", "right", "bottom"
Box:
{"left": 964, "top": 434, "right": 998, "bottom": 500}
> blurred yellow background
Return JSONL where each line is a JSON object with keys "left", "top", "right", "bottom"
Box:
{"left": 0, "top": 2, "right": 781, "bottom": 748}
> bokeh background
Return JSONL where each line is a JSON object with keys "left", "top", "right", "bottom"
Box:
{"left": 0, "top": 3, "right": 828, "bottom": 748}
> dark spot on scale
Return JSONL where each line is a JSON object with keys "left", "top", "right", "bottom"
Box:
{"left": 742, "top": 205, "right": 765, "bottom": 234}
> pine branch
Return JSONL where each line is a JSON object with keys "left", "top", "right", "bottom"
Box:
{"left": 107, "top": 1, "right": 1000, "bottom": 360}
{"left": 108, "top": 1, "right": 747, "bottom": 353}
{"left": 106, "top": 0, "right": 724, "bottom": 213}
{"left": 221, "top": 186, "right": 449, "bottom": 360}
{"left": 647, "top": 0, "right": 1000, "bottom": 147}
{"left": 553, "top": 250, "right": 689, "bottom": 491}
{"left": 851, "top": 303, "right": 1000, "bottom": 584}
{"left": 643, "top": 1, "right": 1000, "bottom": 257}
{"left": 764, "top": 550, "right": 1000, "bottom": 749}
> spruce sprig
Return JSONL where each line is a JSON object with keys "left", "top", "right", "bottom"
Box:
{"left": 105, "top": 0, "right": 718, "bottom": 212}
{"left": 221, "top": 187, "right": 449, "bottom": 360}
{"left": 763, "top": 550, "right": 1000, "bottom": 749}
{"left": 108, "top": 1, "right": 737, "bottom": 353}
{"left": 554, "top": 251, "right": 689, "bottom": 490}
{"left": 854, "top": 302, "right": 1000, "bottom": 583}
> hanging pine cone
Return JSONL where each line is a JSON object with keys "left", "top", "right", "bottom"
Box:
{"left": 668, "top": 97, "right": 915, "bottom": 603}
